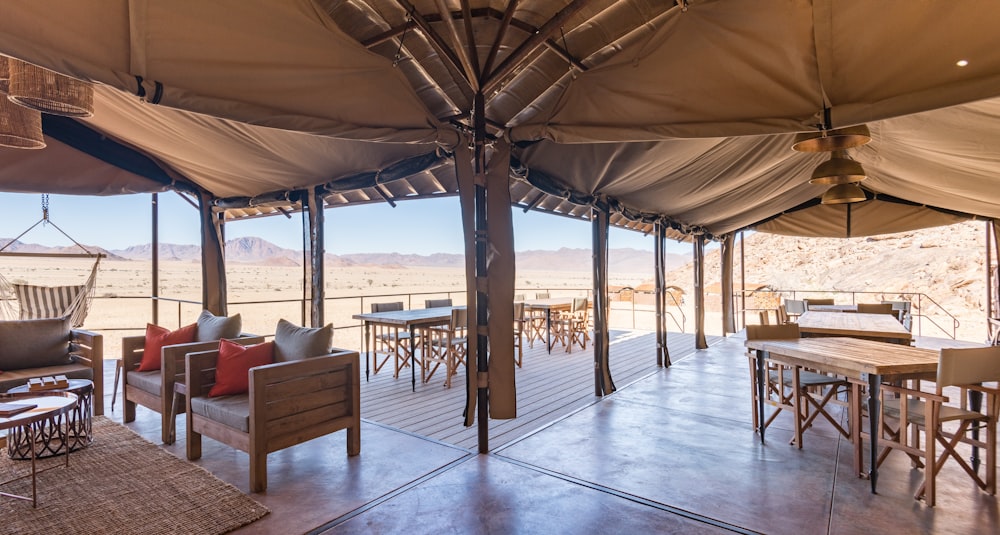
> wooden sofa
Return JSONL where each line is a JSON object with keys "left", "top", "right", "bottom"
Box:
{"left": 185, "top": 348, "right": 361, "bottom": 492}
{"left": 0, "top": 317, "right": 103, "bottom": 415}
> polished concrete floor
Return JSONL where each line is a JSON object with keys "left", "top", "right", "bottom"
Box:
{"left": 106, "top": 333, "right": 1000, "bottom": 535}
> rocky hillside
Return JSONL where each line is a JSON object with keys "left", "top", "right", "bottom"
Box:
{"left": 662, "top": 220, "right": 989, "bottom": 341}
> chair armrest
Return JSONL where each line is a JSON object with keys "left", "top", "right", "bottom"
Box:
{"left": 185, "top": 350, "right": 221, "bottom": 399}
{"left": 71, "top": 329, "right": 104, "bottom": 416}
{"left": 122, "top": 334, "right": 146, "bottom": 372}
{"left": 163, "top": 335, "right": 265, "bottom": 385}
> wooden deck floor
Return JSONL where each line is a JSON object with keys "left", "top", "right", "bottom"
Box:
{"left": 360, "top": 329, "right": 710, "bottom": 449}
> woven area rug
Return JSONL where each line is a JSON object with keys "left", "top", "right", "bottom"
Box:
{"left": 0, "top": 416, "right": 269, "bottom": 534}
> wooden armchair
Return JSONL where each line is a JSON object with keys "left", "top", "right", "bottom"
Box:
{"left": 370, "top": 301, "right": 417, "bottom": 378}
{"left": 552, "top": 297, "right": 590, "bottom": 353}
{"left": 875, "top": 346, "right": 1000, "bottom": 506}
{"left": 857, "top": 303, "right": 894, "bottom": 315}
{"left": 513, "top": 302, "right": 525, "bottom": 368}
{"left": 421, "top": 308, "right": 467, "bottom": 388}
{"left": 745, "top": 324, "right": 850, "bottom": 448}
{"left": 185, "top": 348, "right": 361, "bottom": 492}
{"left": 122, "top": 333, "right": 263, "bottom": 444}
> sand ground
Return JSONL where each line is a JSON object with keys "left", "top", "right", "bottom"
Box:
{"left": 1, "top": 255, "right": 982, "bottom": 360}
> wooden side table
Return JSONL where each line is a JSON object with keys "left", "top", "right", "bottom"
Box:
{"left": 6, "top": 379, "right": 93, "bottom": 459}
{"left": 0, "top": 392, "right": 77, "bottom": 507}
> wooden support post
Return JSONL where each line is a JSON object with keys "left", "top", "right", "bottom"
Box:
{"left": 304, "top": 187, "right": 325, "bottom": 327}
{"left": 198, "top": 190, "right": 227, "bottom": 316}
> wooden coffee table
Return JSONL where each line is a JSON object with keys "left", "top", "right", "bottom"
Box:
{"left": 7, "top": 379, "right": 94, "bottom": 459}
{"left": 0, "top": 392, "right": 78, "bottom": 507}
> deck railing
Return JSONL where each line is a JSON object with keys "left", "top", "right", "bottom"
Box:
{"left": 736, "top": 289, "right": 960, "bottom": 339}
{"left": 77, "top": 285, "right": 689, "bottom": 352}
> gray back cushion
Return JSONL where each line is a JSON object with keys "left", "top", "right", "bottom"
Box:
{"left": 273, "top": 319, "right": 333, "bottom": 362}
{"left": 195, "top": 310, "right": 242, "bottom": 342}
{"left": 0, "top": 317, "right": 72, "bottom": 370}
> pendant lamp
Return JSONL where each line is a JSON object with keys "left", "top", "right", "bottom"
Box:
{"left": 0, "top": 95, "right": 45, "bottom": 149}
{"left": 0, "top": 56, "right": 9, "bottom": 94}
{"left": 7, "top": 58, "right": 94, "bottom": 118}
{"left": 792, "top": 124, "right": 871, "bottom": 153}
{"left": 820, "top": 183, "right": 866, "bottom": 205}
{"left": 809, "top": 150, "right": 867, "bottom": 185}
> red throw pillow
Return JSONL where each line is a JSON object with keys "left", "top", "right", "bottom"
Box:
{"left": 138, "top": 323, "right": 197, "bottom": 372}
{"left": 209, "top": 339, "right": 275, "bottom": 397}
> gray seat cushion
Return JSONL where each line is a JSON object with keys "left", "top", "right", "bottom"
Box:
{"left": 126, "top": 369, "right": 162, "bottom": 396}
{"left": 195, "top": 310, "right": 242, "bottom": 342}
{"left": 0, "top": 317, "right": 72, "bottom": 370}
{"left": 192, "top": 395, "right": 250, "bottom": 432}
{"left": 0, "top": 362, "right": 93, "bottom": 392}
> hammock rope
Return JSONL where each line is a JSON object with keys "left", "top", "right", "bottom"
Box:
{"left": 0, "top": 195, "right": 102, "bottom": 327}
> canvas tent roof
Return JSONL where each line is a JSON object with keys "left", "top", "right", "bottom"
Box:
{"left": 1, "top": 1, "right": 1000, "bottom": 240}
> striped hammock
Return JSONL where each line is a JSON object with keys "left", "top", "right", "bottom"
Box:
{"left": 0, "top": 259, "right": 99, "bottom": 328}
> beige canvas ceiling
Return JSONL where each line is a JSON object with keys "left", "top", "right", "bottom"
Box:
{"left": 0, "top": 0, "right": 999, "bottom": 239}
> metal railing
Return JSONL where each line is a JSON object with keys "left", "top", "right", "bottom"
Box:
{"left": 736, "top": 289, "right": 960, "bottom": 339}
{"left": 77, "top": 285, "right": 689, "bottom": 352}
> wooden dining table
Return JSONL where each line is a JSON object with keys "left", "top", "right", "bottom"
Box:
{"left": 797, "top": 310, "right": 912, "bottom": 345}
{"left": 521, "top": 298, "right": 574, "bottom": 353}
{"left": 744, "top": 336, "right": 938, "bottom": 493}
{"left": 352, "top": 306, "right": 459, "bottom": 391}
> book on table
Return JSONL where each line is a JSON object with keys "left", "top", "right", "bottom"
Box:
{"left": 0, "top": 403, "right": 38, "bottom": 417}
{"left": 27, "top": 375, "right": 69, "bottom": 392}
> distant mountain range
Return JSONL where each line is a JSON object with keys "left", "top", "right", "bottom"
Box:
{"left": 2, "top": 236, "right": 685, "bottom": 273}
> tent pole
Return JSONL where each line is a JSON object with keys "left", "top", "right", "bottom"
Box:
{"left": 474, "top": 92, "right": 490, "bottom": 453}
{"left": 694, "top": 235, "right": 708, "bottom": 349}
{"left": 654, "top": 222, "right": 667, "bottom": 366}
{"left": 740, "top": 231, "right": 746, "bottom": 331}
{"left": 721, "top": 233, "right": 736, "bottom": 335}
{"left": 151, "top": 193, "right": 159, "bottom": 325}
{"left": 592, "top": 205, "right": 614, "bottom": 395}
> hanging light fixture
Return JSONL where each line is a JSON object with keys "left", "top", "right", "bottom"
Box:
{"left": 792, "top": 124, "right": 871, "bottom": 152}
{"left": 0, "top": 56, "right": 9, "bottom": 94}
{"left": 809, "top": 150, "right": 867, "bottom": 185}
{"left": 0, "top": 95, "right": 45, "bottom": 149}
{"left": 821, "top": 183, "right": 866, "bottom": 205}
{"left": 7, "top": 58, "right": 93, "bottom": 118}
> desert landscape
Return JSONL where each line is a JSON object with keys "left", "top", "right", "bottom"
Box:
{"left": 1, "top": 219, "right": 993, "bottom": 359}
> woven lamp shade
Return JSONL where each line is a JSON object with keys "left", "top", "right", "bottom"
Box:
{"left": 8, "top": 59, "right": 93, "bottom": 118}
{"left": 0, "top": 95, "right": 45, "bottom": 149}
{"left": 0, "top": 56, "right": 9, "bottom": 94}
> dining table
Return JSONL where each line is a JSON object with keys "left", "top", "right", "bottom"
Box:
{"left": 797, "top": 310, "right": 912, "bottom": 345}
{"left": 744, "top": 336, "right": 938, "bottom": 493}
{"left": 521, "top": 298, "right": 575, "bottom": 353}
{"left": 352, "top": 306, "right": 459, "bottom": 391}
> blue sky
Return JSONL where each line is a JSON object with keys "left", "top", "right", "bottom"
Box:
{"left": 0, "top": 192, "right": 697, "bottom": 256}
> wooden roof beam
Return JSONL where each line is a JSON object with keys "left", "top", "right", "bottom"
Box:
{"left": 482, "top": 0, "right": 518, "bottom": 80}
{"left": 393, "top": 0, "right": 475, "bottom": 97}
{"left": 483, "top": 0, "right": 597, "bottom": 95}
{"left": 432, "top": 0, "right": 480, "bottom": 90}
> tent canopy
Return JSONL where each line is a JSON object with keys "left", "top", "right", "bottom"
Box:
{"left": 1, "top": 0, "right": 1000, "bottom": 239}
